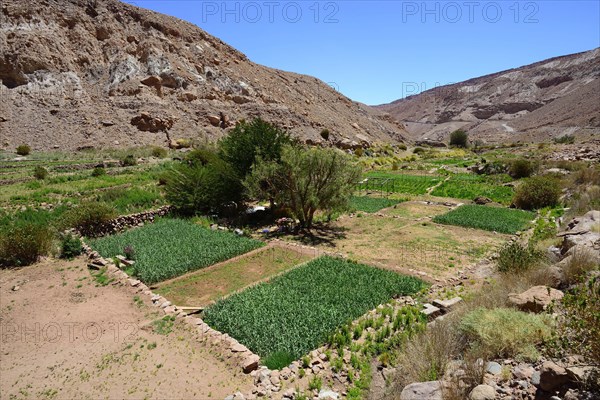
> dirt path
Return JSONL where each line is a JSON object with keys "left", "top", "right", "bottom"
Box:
{"left": 0, "top": 258, "right": 253, "bottom": 400}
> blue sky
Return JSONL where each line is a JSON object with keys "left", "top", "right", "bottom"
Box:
{"left": 132, "top": 1, "right": 600, "bottom": 105}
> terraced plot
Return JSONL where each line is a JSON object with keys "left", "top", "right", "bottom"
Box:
{"left": 89, "top": 218, "right": 264, "bottom": 284}
{"left": 203, "top": 256, "right": 426, "bottom": 363}
{"left": 433, "top": 204, "right": 534, "bottom": 234}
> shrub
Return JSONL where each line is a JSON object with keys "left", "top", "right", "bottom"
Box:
{"left": 513, "top": 176, "right": 561, "bottom": 210}
{"left": 33, "top": 166, "right": 48, "bottom": 180}
{"left": 151, "top": 146, "right": 168, "bottom": 158}
{"left": 0, "top": 222, "right": 54, "bottom": 267}
{"left": 559, "top": 276, "right": 600, "bottom": 364}
{"left": 354, "top": 147, "right": 364, "bottom": 157}
{"left": 573, "top": 168, "right": 600, "bottom": 186}
{"left": 460, "top": 307, "right": 554, "bottom": 361}
{"left": 61, "top": 202, "right": 117, "bottom": 236}
{"left": 449, "top": 130, "right": 468, "bottom": 148}
{"left": 218, "top": 118, "right": 292, "bottom": 177}
{"left": 398, "top": 144, "right": 408, "bottom": 151}
{"left": 554, "top": 134, "right": 575, "bottom": 144}
{"left": 91, "top": 167, "right": 106, "bottom": 177}
{"left": 16, "top": 144, "right": 31, "bottom": 156}
{"left": 496, "top": 241, "right": 542, "bottom": 273}
{"left": 509, "top": 159, "right": 536, "bottom": 179}
{"left": 412, "top": 147, "right": 425, "bottom": 154}
{"left": 320, "top": 129, "right": 330, "bottom": 141}
{"left": 164, "top": 148, "right": 243, "bottom": 215}
{"left": 60, "top": 233, "right": 82, "bottom": 259}
{"left": 562, "top": 247, "right": 599, "bottom": 285}
{"left": 121, "top": 154, "right": 137, "bottom": 167}
{"left": 245, "top": 146, "right": 361, "bottom": 228}
{"left": 393, "top": 317, "right": 461, "bottom": 389}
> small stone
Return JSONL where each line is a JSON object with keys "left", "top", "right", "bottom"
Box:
{"left": 400, "top": 381, "right": 442, "bottom": 400}
{"left": 486, "top": 361, "right": 502, "bottom": 375}
{"left": 282, "top": 388, "right": 295, "bottom": 398}
{"left": 513, "top": 364, "right": 535, "bottom": 380}
{"left": 242, "top": 354, "right": 260, "bottom": 373}
{"left": 432, "top": 297, "right": 462, "bottom": 310}
{"left": 12, "top": 285, "right": 20, "bottom": 291}
{"left": 318, "top": 389, "right": 339, "bottom": 399}
{"left": 231, "top": 343, "right": 248, "bottom": 353}
{"left": 531, "top": 371, "right": 541, "bottom": 386}
{"left": 160, "top": 301, "right": 172, "bottom": 308}
{"left": 469, "top": 384, "right": 496, "bottom": 400}
{"left": 421, "top": 303, "right": 442, "bottom": 319}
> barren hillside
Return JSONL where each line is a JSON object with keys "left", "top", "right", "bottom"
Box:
{"left": 0, "top": 0, "right": 407, "bottom": 151}
{"left": 376, "top": 49, "right": 600, "bottom": 144}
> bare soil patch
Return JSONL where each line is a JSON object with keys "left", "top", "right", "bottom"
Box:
{"left": 0, "top": 258, "right": 252, "bottom": 399}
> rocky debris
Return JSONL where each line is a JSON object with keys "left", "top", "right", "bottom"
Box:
{"left": 473, "top": 196, "right": 492, "bottom": 205}
{"left": 539, "top": 361, "right": 570, "bottom": 392}
{"left": 468, "top": 384, "right": 496, "bottom": 400}
{"left": 12, "top": 285, "right": 20, "bottom": 291}
{"left": 513, "top": 364, "right": 535, "bottom": 380}
{"left": 242, "top": 355, "right": 260, "bottom": 373}
{"left": 485, "top": 361, "right": 502, "bottom": 375}
{"left": 130, "top": 113, "right": 174, "bottom": 133}
{"left": 545, "top": 265, "right": 565, "bottom": 288}
{"left": 318, "top": 389, "right": 339, "bottom": 399}
{"left": 76, "top": 205, "right": 171, "bottom": 238}
{"left": 431, "top": 297, "right": 462, "bottom": 311}
{"left": 400, "top": 381, "right": 442, "bottom": 400}
{"left": 508, "top": 285, "right": 564, "bottom": 313}
{"left": 421, "top": 303, "right": 442, "bottom": 319}
{"left": 558, "top": 210, "right": 600, "bottom": 252}
{"left": 335, "top": 138, "right": 361, "bottom": 150}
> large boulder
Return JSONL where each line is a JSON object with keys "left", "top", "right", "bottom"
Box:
{"left": 400, "top": 381, "right": 442, "bottom": 400}
{"left": 558, "top": 210, "right": 600, "bottom": 253}
{"left": 508, "top": 286, "right": 564, "bottom": 313}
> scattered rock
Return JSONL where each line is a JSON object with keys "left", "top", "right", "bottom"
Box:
{"left": 12, "top": 285, "right": 20, "bottom": 291}
{"left": 473, "top": 196, "right": 492, "bottom": 205}
{"left": 513, "top": 364, "right": 535, "bottom": 380}
{"left": 469, "top": 384, "right": 496, "bottom": 400}
{"left": 508, "top": 285, "right": 564, "bottom": 312}
{"left": 242, "top": 354, "right": 260, "bottom": 373}
{"left": 485, "top": 361, "right": 502, "bottom": 375}
{"left": 432, "top": 297, "right": 462, "bottom": 311}
{"left": 421, "top": 303, "right": 442, "bottom": 319}
{"left": 318, "top": 389, "right": 339, "bottom": 399}
{"left": 539, "top": 361, "right": 569, "bottom": 392}
{"left": 400, "top": 381, "right": 442, "bottom": 400}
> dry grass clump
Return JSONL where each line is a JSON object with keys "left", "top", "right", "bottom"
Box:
{"left": 565, "top": 185, "right": 600, "bottom": 220}
{"left": 562, "top": 247, "right": 600, "bottom": 285}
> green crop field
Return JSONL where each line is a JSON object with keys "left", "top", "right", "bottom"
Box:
{"left": 203, "top": 256, "right": 426, "bottom": 362}
{"left": 433, "top": 205, "right": 534, "bottom": 234}
{"left": 362, "top": 172, "right": 442, "bottom": 195}
{"left": 430, "top": 174, "right": 514, "bottom": 204}
{"left": 349, "top": 196, "right": 405, "bottom": 213}
{"left": 88, "top": 218, "right": 264, "bottom": 284}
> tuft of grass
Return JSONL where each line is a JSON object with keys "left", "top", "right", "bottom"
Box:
{"left": 496, "top": 241, "right": 542, "bottom": 273}
{"left": 433, "top": 205, "right": 534, "bottom": 234}
{"left": 152, "top": 315, "right": 176, "bottom": 335}
{"left": 460, "top": 307, "right": 554, "bottom": 361}
{"left": 562, "top": 247, "right": 599, "bottom": 285}
{"left": 264, "top": 351, "right": 295, "bottom": 370}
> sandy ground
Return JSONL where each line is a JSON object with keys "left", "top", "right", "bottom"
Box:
{"left": 0, "top": 257, "right": 253, "bottom": 400}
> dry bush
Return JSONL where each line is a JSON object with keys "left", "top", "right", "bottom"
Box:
{"left": 562, "top": 247, "right": 600, "bottom": 285}
{"left": 460, "top": 307, "right": 554, "bottom": 361}
{"left": 565, "top": 185, "right": 600, "bottom": 220}
{"left": 573, "top": 168, "right": 600, "bottom": 186}
{"left": 390, "top": 316, "right": 464, "bottom": 393}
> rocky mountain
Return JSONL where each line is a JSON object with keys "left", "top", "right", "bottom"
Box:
{"left": 376, "top": 48, "right": 600, "bottom": 144}
{"left": 0, "top": 0, "right": 406, "bottom": 151}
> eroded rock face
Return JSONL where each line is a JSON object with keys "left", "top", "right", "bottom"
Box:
{"left": 559, "top": 211, "right": 600, "bottom": 253}
{"left": 508, "top": 286, "right": 564, "bottom": 313}
{"left": 0, "top": 0, "right": 407, "bottom": 151}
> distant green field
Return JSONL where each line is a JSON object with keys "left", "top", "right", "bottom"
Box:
{"left": 362, "top": 172, "right": 442, "bottom": 195}
{"left": 430, "top": 174, "right": 514, "bottom": 204}
{"left": 349, "top": 196, "right": 405, "bottom": 213}
{"left": 433, "top": 205, "right": 534, "bottom": 234}
{"left": 89, "top": 218, "right": 264, "bottom": 284}
{"left": 203, "top": 256, "right": 426, "bottom": 362}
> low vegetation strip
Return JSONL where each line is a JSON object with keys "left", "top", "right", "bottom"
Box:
{"left": 433, "top": 205, "right": 534, "bottom": 234}
{"left": 362, "top": 172, "right": 442, "bottom": 195}
{"left": 430, "top": 174, "right": 514, "bottom": 204}
{"left": 88, "top": 218, "right": 264, "bottom": 284}
{"left": 203, "top": 256, "right": 426, "bottom": 361}
{"left": 349, "top": 196, "right": 404, "bottom": 213}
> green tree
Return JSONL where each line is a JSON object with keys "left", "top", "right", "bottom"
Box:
{"left": 218, "top": 118, "right": 292, "bottom": 177}
{"left": 449, "top": 130, "right": 468, "bottom": 148}
{"left": 245, "top": 146, "right": 361, "bottom": 229}
{"left": 164, "top": 148, "right": 242, "bottom": 215}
